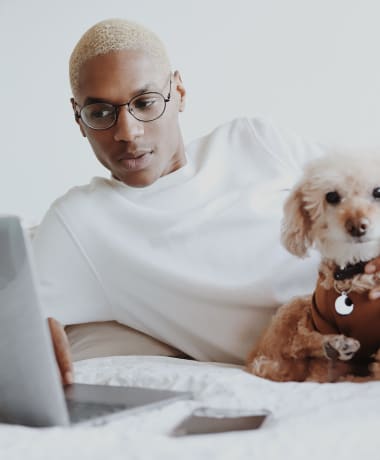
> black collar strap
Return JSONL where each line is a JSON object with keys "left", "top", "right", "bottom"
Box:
{"left": 333, "top": 261, "right": 367, "bottom": 281}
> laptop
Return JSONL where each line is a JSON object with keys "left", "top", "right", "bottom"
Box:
{"left": 0, "top": 216, "right": 191, "bottom": 427}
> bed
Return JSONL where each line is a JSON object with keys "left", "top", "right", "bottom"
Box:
{"left": 1, "top": 354, "right": 379, "bottom": 459}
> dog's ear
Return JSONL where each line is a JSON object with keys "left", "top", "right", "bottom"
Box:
{"left": 281, "top": 181, "right": 313, "bottom": 258}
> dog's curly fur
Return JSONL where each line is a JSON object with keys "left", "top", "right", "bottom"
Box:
{"left": 247, "top": 152, "right": 380, "bottom": 382}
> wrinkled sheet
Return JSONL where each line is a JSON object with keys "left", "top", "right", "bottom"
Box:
{"left": 1, "top": 355, "right": 379, "bottom": 460}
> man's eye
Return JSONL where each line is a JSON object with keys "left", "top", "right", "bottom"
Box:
{"left": 83, "top": 103, "right": 115, "bottom": 120}
{"left": 134, "top": 97, "right": 157, "bottom": 110}
{"left": 90, "top": 109, "right": 113, "bottom": 119}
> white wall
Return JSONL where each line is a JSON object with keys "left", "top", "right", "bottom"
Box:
{"left": 2, "top": 0, "right": 380, "bottom": 223}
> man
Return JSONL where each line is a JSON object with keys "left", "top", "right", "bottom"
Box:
{"left": 39, "top": 18, "right": 380, "bottom": 384}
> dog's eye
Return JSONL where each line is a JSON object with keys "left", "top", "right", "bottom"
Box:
{"left": 373, "top": 187, "right": 380, "bottom": 199}
{"left": 325, "top": 191, "right": 341, "bottom": 205}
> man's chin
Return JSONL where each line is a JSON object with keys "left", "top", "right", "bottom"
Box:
{"left": 112, "top": 171, "right": 158, "bottom": 188}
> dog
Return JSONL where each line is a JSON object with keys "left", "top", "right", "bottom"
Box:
{"left": 247, "top": 152, "right": 380, "bottom": 382}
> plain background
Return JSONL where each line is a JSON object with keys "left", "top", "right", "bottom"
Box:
{"left": 2, "top": 0, "right": 380, "bottom": 223}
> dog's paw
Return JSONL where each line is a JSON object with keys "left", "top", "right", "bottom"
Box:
{"left": 368, "top": 349, "right": 380, "bottom": 379}
{"left": 323, "top": 335, "right": 360, "bottom": 361}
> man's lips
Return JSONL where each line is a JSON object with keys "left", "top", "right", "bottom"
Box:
{"left": 117, "top": 150, "right": 153, "bottom": 161}
{"left": 116, "top": 150, "right": 154, "bottom": 171}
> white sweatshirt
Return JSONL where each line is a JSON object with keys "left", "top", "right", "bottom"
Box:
{"left": 33, "top": 117, "right": 323, "bottom": 364}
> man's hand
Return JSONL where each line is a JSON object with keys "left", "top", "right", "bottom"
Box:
{"left": 48, "top": 317, "right": 74, "bottom": 385}
{"left": 365, "top": 260, "right": 380, "bottom": 300}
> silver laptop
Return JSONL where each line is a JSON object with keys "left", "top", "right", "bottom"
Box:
{"left": 0, "top": 216, "right": 191, "bottom": 427}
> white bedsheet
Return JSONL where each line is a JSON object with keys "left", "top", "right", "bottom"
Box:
{"left": 1, "top": 355, "right": 379, "bottom": 460}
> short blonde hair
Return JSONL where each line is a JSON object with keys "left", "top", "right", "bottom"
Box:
{"left": 69, "top": 18, "right": 170, "bottom": 97}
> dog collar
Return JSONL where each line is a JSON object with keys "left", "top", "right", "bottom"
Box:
{"left": 333, "top": 261, "right": 367, "bottom": 281}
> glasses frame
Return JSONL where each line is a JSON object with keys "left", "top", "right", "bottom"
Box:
{"left": 74, "top": 75, "right": 172, "bottom": 130}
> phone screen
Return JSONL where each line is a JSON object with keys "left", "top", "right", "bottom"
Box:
{"left": 171, "top": 407, "right": 269, "bottom": 436}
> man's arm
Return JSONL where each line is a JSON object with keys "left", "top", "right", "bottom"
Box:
{"left": 48, "top": 317, "right": 74, "bottom": 385}
{"left": 33, "top": 206, "right": 112, "bottom": 325}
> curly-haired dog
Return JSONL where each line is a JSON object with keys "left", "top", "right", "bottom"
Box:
{"left": 247, "top": 152, "right": 380, "bottom": 382}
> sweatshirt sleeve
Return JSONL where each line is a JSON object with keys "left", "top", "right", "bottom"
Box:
{"left": 32, "top": 206, "right": 112, "bottom": 326}
{"left": 246, "top": 117, "right": 328, "bottom": 176}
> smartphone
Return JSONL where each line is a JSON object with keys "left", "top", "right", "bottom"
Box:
{"left": 171, "top": 407, "right": 270, "bottom": 436}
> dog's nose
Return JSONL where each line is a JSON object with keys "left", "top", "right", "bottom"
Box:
{"left": 345, "top": 218, "right": 369, "bottom": 237}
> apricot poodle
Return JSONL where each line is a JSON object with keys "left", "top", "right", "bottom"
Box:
{"left": 247, "top": 152, "right": 380, "bottom": 382}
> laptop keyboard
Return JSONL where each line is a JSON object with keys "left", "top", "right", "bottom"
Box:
{"left": 66, "top": 399, "right": 128, "bottom": 423}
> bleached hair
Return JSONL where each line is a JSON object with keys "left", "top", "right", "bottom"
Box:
{"left": 69, "top": 18, "right": 170, "bottom": 97}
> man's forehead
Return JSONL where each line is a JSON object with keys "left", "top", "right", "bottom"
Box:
{"left": 77, "top": 50, "right": 168, "bottom": 103}
{"left": 81, "top": 80, "right": 164, "bottom": 106}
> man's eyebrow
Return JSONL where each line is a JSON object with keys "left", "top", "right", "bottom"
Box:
{"left": 83, "top": 96, "right": 109, "bottom": 105}
{"left": 83, "top": 83, "right": 160, "bottom": 106}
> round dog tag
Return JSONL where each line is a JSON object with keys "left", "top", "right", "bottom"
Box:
{"left": 335, "top": 292, "right": 354, "bottom": 315}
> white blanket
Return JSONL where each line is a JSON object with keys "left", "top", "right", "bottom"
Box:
{"left": 1, "top": 355, "right": 379, "bottom": 460}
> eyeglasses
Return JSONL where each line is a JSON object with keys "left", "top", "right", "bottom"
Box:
{"left": 75, "top": 75, "right": 172, "bottom": 130}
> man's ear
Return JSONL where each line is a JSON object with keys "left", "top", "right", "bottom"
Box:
{"left": 70, "top": 97, "right": 86, "bottom": 138}
{"left": 173, "top": 70, "right": 186, "bottom": 112}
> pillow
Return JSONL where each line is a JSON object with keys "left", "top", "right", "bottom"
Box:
{"left": 65, "top": 321, "right": 190, "bottom": 361}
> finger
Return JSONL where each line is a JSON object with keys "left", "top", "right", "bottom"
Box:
{"left": 365, "top": 259, "right": 380, "bottom": 274}
{"left": 48, "top": 317, "right": 74, "bottom": 385}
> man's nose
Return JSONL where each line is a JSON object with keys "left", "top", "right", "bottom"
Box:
{"left": 113, "top": 107, "right": 144, "bottom": 142}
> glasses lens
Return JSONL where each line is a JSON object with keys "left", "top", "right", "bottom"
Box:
{"left": 81, "top": 103, "right": 116, "bottom": 129}
{"left": 130, "top": 93, "right": 166, "bottom": 122}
